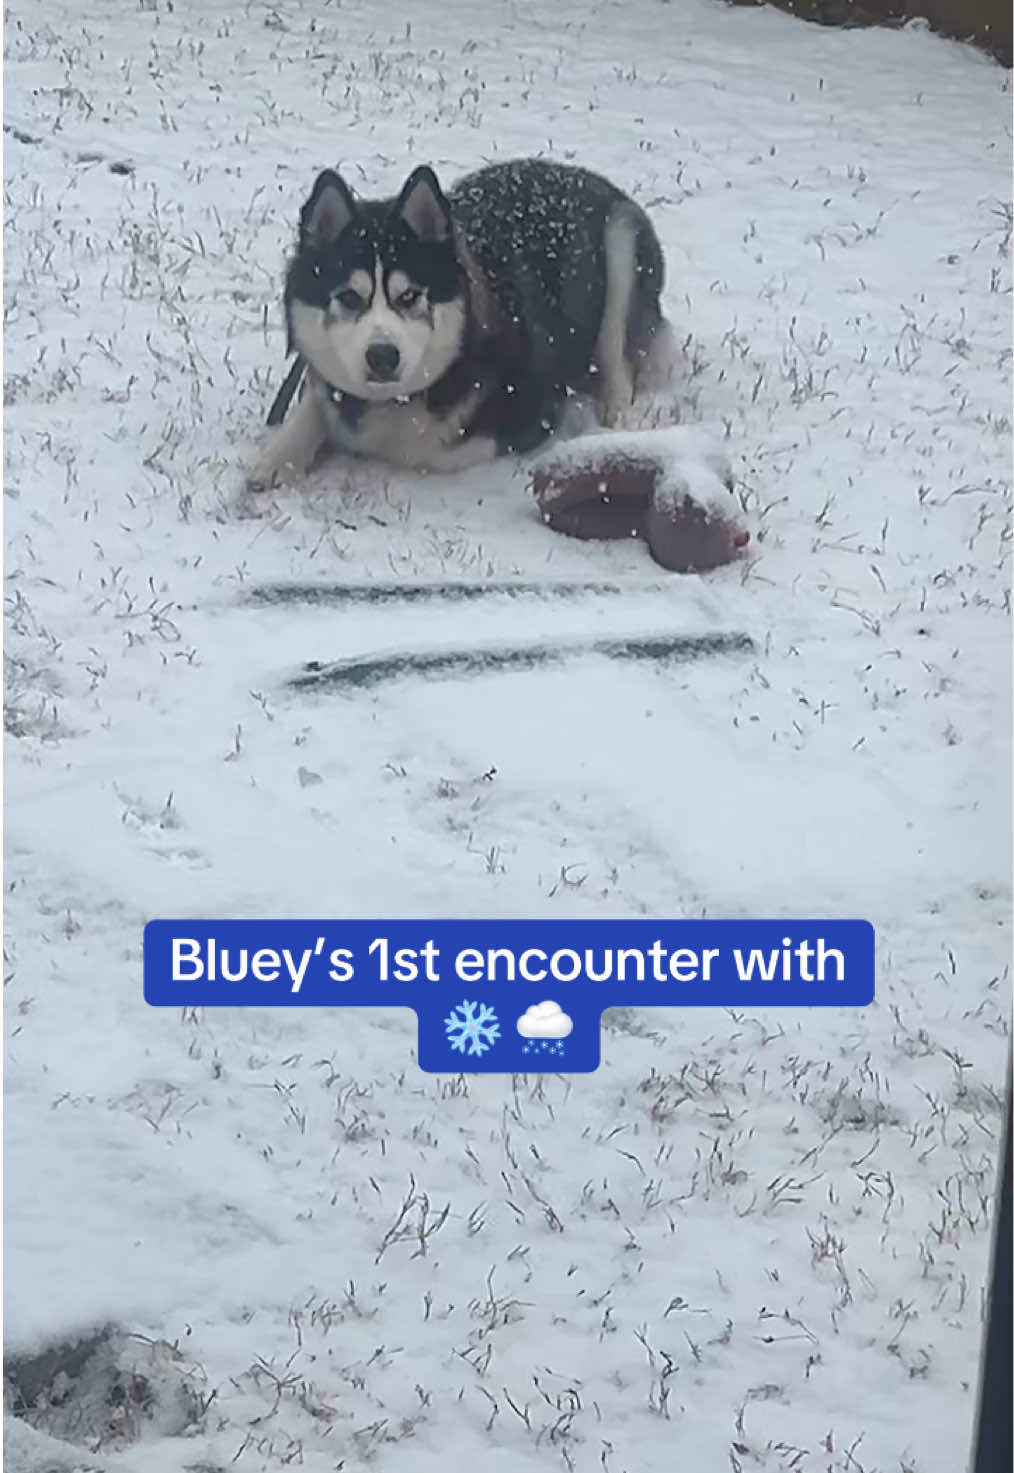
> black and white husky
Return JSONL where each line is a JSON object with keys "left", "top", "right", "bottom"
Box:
{"left": 248, "top": 158, "right": 668, "bottom": 489}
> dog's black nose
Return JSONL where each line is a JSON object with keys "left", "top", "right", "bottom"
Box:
{"left": 365, "top": 342, "right": 401, "bottom": 381}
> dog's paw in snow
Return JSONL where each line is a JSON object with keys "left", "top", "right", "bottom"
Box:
{"left": 246, "top": 393, "right": 328, "bottom": 493}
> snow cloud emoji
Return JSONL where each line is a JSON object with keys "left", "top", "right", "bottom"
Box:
{"left": 517, "top": 1000, "right": 573, "bottom": 1040}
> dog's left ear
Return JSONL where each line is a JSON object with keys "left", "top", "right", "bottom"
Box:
{"left": 394, "top": 166, "right": 452, "bottom": 243}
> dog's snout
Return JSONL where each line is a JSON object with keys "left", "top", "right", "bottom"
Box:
{"left": 365, "top": 342, "right": 401, "bottom": 381}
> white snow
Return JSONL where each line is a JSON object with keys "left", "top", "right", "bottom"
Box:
{"left": 3, "top": 1, "right": 1010, "bottom": 1470}
{"left": 533, "top": 424, "right": 743, "bottom": 524}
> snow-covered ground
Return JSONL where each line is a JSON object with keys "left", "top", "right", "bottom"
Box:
{"left": 3, "top": 1, "right": 1011, "bottom": 1469}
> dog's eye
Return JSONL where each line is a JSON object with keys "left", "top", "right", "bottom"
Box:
{"left": 335, "top": 288, "right": 364, "bottom": 312}
{"left": 395, "top": 288, "right": 422, "bottom": 310}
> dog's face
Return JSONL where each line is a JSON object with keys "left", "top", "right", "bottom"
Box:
{"left": 285, "top": 166, "right": 466, "bottom": 401}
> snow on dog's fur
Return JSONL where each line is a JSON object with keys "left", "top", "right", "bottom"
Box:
{"left": 248, "top": 158, "right": 668, "bottom": 487}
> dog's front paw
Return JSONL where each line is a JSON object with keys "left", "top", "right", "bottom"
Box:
{"left": 244, "top": 449, "right": 273, "bottom": 493}
{"left": 598, "top": 371, "right": 635, "bottom": 430}
{"left": 245, "top": 466, "right": 275, "bottom": 495}
{"left": 246, "top": 449, "right": 302, "bottom": 494}
{"left": 246, "top": 398, "right": 327, "bottom": 492}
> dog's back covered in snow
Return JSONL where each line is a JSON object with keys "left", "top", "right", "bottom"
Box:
{"left": 248, "top": 158, "right": 667, "bottom": 489}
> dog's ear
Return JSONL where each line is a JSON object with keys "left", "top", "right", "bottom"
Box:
{"left": 394, "top": 166, "right": 452, "bottom": 243}
{"left": 300, "top": 170, "right": 358, "bottom": 250}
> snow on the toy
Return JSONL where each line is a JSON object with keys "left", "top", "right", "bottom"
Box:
{"left": 531, "top": 426, "right": 750, "bottom": 572}
{"left": 536, "top": 426, "right": 736, "bottom": 498}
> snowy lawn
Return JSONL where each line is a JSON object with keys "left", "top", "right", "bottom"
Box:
{"left": 3, "top": 1, "right": 1011, "bottom": 1470}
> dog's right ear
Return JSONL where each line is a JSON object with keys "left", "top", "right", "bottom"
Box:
{"left": 299, "top": 170, "right": 358, "bottom": 250}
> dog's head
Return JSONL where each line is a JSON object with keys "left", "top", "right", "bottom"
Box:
{"left": 284, "top": 166, "right": 466, "bottom": 401}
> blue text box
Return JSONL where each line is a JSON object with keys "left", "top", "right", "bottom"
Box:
{"left": 144, "top": 919, "right": 874, "bottom": 1073}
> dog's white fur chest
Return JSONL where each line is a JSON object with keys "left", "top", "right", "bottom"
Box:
{"left": 318, "top": 382, "right": 496, "bottom": 472}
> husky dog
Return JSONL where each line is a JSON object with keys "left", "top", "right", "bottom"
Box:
{"left": 247, "top": 158, "right": 667, "bottom": 489}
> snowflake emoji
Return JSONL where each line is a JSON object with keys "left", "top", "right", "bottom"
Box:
{"left": 444, "top": 1000, "right": 501, "bottom": 1057}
